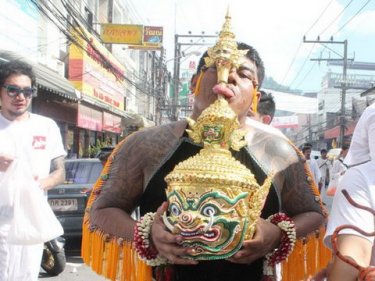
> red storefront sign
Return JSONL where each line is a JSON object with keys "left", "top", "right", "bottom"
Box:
{"left": 69, "top": 27, "right": 125, "bottom": 111}
{"left": 103, "top": 112, "right": 122, "bottom": 134}
{"left": 77, "top": 104, "right": 103, "bottom": 131}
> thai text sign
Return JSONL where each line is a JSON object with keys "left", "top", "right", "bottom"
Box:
{"left": 77, "top": 104, "right": 102, "bottom": 131}
{"left": 69, "top": 27, "right": 125, "bottom": 110}
{"left": 100, "top": 24, "right": 143, "bottom": 45}
{"left": 143, "top": 26, "right": 163, "bottom": 47}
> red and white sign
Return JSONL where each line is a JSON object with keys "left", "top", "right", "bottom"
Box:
{"left": 271, "top": 116, "right": 299, "bottom": 129}
{"left": 103, "top": 112, "right": 122, "bottom": 134}
{"left": 77, "top": 104, "right": 103, "bottom": 131}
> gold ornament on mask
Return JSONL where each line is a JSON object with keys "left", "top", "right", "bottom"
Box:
{"left": 204, "top": 9, "right": 248, "bottom": 86}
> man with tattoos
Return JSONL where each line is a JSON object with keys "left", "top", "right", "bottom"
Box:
{"left": 0, "top": 60, "right": 66, "bottom": 281}
{"left": 87, "top": 42, "right": 324, "bottom": 281}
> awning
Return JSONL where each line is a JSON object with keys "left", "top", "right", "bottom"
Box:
{"left": 0, "top": 50, "right": 78, "bottom": 101}
{"left": 265, "top": 89, "right": 319, "bottom": 114}
{"left": 324, "top": 121, "right": 357, "bottom": 139}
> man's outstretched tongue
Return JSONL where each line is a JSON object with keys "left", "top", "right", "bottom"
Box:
{"left": 212, "top": 84, "right": 234, "bottom": 100}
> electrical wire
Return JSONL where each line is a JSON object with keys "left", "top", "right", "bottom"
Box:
{"left": 318, "top": 0, "right": 354, "bottom": 37}
{"left": 277, "top": 0, "right": 335, "bottom": 91}
{"left": 287, "top": 43, "right": 316, "bottom": 89}
{"left": 294, "top": 61, "right": 318, "bottom": 90}
{"left": 304, "top": 0, "right": 336, "bottom": 35}
{"left": 332, "top": 0, "right": 372, "bottom": 37}
{"left": 28, "top": 0, "right": 154, "bottom": 103}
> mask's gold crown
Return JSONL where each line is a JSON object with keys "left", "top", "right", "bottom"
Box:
{"left": 204, "top": 9, "right": 248, "bottom": 85}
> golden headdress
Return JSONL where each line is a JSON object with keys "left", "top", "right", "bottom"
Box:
{"left": 163, "top": 11, "right": 272, "bottom": 260}
{"left": 204, "top": 9, "right": 248, "bottom": 85}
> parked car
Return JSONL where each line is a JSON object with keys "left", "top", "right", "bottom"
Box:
{"left": 47, "top": 158, "right": 103, "bottom": 237}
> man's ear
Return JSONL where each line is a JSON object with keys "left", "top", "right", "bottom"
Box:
{"left": 261, "top": 115, "right": 272, "bottom": 125}
{"left": 256, "top": 91, "right": 261, "bottom": 103}
{"left": 251, "top": 90, "right": 261, "bottom": 113}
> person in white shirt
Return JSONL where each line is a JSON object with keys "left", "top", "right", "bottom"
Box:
{"left": 323, "top": 160, "right": 375, "bottom": 280}
{"left": 316, "top": 149, "right": 332, "bottom": 189}
{"left": 302, "top": 144, "right": 321, "bottom": 189}
{"left": 329, "top": 145, "right": 349, "bottom": 191}
{"left": 323, "top": 103, "right": 375, "bottom": 280}
{"left": 317, "top": 149, "right": 333, "bottom": 210}
{"left": 344, "top": 103, "right": 375, "bottom": 167}
{"left": 0, "top": 60, "right": 66, "bottom": 281}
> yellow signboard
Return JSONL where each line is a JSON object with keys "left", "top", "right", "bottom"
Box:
{"left": 69, "top": 27, "right": 126, "bottom": 111}
{"left": 100, "top": 24, "right": 143, "bottom": 45}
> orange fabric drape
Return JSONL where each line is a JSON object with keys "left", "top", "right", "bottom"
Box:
{"left": 81, "top": 139, "right": 152, "bottom": 281}
{"left": 281, "top": 225, "right": 332, "bottom": 280}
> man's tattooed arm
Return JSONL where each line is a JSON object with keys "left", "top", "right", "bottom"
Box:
{"left": 39, "top": 155, "right": 65, "bottom": 191}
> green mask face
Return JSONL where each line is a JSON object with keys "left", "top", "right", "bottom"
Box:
{"left": 163, "top": 187, "right": 250, "bottom": 260}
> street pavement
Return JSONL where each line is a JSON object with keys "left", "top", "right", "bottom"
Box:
{"left": 38, "top": 238, "right": 108, "bottom": 281}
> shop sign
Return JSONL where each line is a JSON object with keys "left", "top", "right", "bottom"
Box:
{"left": 69, "top": 27, "right": 125, "bottom": 111}
{"left": 271, "top": 116, "right": 299, "bottom": 129}
{"left": 100, "top": 24, "right": 143, "bottom": 45}
{"left": 143, "top": 26, "right": 163, "bottom": 47}
{"left": 77, "top": 104, "right": 103, "bottom": 131}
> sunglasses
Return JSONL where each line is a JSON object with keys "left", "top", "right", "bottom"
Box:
{"left": 2, "top": 84, "right": 37, "bottom": 99}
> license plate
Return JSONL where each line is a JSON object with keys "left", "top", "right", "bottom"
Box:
{"left": 48, "top": 199, "right": 78, "bottom": 211}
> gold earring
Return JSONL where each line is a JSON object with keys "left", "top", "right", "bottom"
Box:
{"left": 194, "top": 72, "right": 205, "bottom": 96}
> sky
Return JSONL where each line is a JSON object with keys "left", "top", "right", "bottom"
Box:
{"left": 129, "top": 0, "right": 375, "bottom": 93}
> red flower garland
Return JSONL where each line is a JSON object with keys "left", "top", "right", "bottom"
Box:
{"left": 133, "top": 212, "right": 167, "bottom": 266}
{"left": 263, "top": 213, "right": 296, "bottom": 280}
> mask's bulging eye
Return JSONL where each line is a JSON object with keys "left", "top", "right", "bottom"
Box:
{"left": 169, "top": 203, "right": 181, "bottom": 216}
{"left": 201, "top": 205, "right": 217, "bottom": 217}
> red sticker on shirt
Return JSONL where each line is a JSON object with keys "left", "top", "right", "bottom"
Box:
{"left": 32, "top": 136, "right": 46, "bottom": 150}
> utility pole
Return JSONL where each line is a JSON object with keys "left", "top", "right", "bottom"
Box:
{"left": 172, "top": 34, "right": 181, "bottom": 121}
{"left": 171, "top": 34, "right": 217, "bottom": 121}
{"left": 304, "top": 37, "right": 348, "bottom": 147}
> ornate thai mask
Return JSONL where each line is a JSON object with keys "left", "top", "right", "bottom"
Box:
{"left": 163, "top": 98, "right": 272, "bottom": 260}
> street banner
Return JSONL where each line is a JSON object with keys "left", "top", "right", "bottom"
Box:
{"left": 271, "top": 115, "right": 299, "bottom": 129}
{"left": 100, "top": 24, "right": 143, "bottom": 45}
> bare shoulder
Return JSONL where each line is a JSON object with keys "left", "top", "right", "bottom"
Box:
{"left": 94, "top": 121, "right": 186, "bottom": 212}
{"left": 114, "top": 121, "right": 187, "bottom": 164}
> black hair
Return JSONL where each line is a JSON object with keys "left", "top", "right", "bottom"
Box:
{"left": 258, "top": 90, "right": 275, "bottom": 119}
{"left": 302, "top": 143, "right": 313, "bottom": 153}
{"left": 195, "top": 42, "right": 265, "bottom": 87}
{"left": 320, "top": 149, "right": 327, "bottom": 154}
{"left": 303, "top": 142, "right": 313, "bottom": 148}
{"left": 302, "top": 146, "right": 312, "bottom": 153}
{"left": 0, "top": 60, "right": 36, "bottom": 88}
{"left": 196, "top": 50, "right": 208, "bottom": 75}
